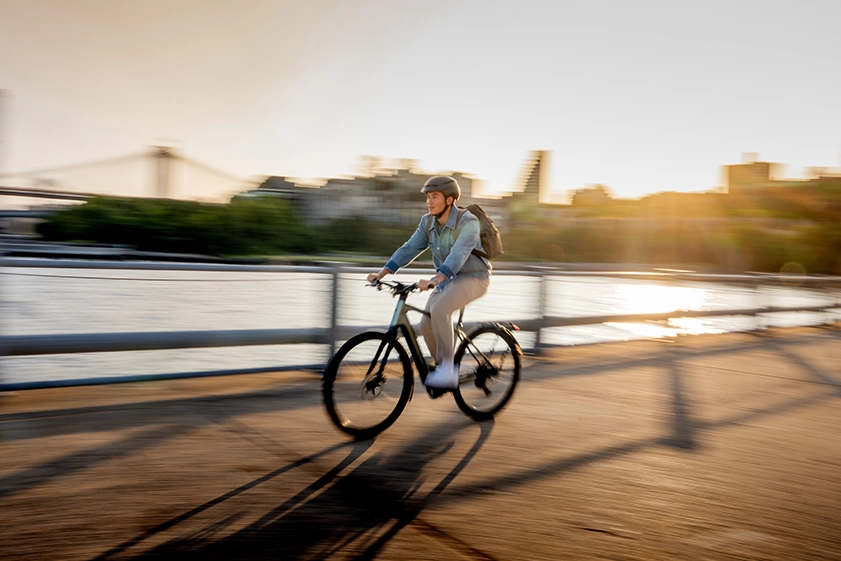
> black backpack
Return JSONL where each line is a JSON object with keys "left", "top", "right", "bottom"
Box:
{"left": 456, "top": 204, "right": 504, "bottom": 260}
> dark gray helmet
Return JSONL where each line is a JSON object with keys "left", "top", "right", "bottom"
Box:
{"left": 421, "top": 175, "right": 460, "bottom": 200}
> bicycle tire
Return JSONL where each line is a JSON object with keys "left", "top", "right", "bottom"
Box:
{"left": 323, "top": 331, "right": 414, "bottom": 439}
{"left": 453, "top": 324, "right": 521, "bottom": 421}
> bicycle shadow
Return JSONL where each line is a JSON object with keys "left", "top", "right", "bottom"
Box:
{"left": 91, "top": 438, "right": 371, "bottom": 561}
{"left": 116, "top": 416, "right": 494, "bottom": 561}
{"left": 425, "top": 331, "right": 841, "bottom": 503}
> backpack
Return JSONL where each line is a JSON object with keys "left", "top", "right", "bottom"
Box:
{"left": 457, "top": 204, "right": 504, "bottom": 260}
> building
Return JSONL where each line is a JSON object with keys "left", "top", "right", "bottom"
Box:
{"left": 725, "top": 153, "right": 841, "bottom": 196}
{"left": 724, "top": 154, "right": 782, "bottom": 196}
{"left": 237, "top": 162, "right": 515, "bottom": 229}
{"left": 571, "top": 184, "right": 612, "bottom": 207}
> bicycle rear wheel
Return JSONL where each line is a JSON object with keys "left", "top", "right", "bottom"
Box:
{"left": 453, "top": 324, "right": 521, "bottom": 421}
{"left": 323, "top": 331, "right": 414, "bottom": 439}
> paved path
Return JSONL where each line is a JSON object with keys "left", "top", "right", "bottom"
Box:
{"left": 2, "top": 326, "right": 841, "bottom": 560}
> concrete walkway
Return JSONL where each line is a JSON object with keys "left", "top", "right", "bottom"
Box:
{"left": 2, "top": 326, "right": 841, "bottom": 560}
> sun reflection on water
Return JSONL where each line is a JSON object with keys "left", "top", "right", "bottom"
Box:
{"left": 604, "top": 282, "right": 726, "bottom": 339}
{"left": 612, "top": 283, "right": 708, "bottom": 314}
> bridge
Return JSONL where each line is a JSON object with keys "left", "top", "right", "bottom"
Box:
{"left": 0, "top": 147, "right": 247, "bottom": 204}
{"left": 0, "top": 186, "right": 93, "bottom": 201}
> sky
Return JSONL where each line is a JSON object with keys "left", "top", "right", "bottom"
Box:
{"left": 1, "top": 0, "right": 840, "bottom": 203}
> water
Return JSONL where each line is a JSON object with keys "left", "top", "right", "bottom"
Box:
{"left": 1, "top": 266, "right": 837, "bottom": 385}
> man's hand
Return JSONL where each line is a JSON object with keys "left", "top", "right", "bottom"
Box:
{"left": 418, "top": 278, "right": 438, "bottom": 292}
{"left": 367, "top": 268, "right": 391, "bottom": 284}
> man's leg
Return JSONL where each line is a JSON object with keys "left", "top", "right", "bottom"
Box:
{"left": 421, "top": 276, "right": 489, "bottom": 384}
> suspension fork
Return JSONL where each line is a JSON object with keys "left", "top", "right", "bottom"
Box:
{"left": 366, "top": 327, "right": 400, "bottom": 380}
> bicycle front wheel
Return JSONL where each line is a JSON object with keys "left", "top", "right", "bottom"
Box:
{"left": 453, "top": 325, "right": 521, "bottom": 421}
{"left": 323, "top": 331, "right": 414, "bottom": 439}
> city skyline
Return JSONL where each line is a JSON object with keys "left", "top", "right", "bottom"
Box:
{"left": 4, "top": 145, "right": 839, "bottom": 213}
{"left": 2, "top": 0, "right": 840, "bottom": 202}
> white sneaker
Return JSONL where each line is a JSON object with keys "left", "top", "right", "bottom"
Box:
{"left": 425, "top": 361, "right": 458, "bottom": 389}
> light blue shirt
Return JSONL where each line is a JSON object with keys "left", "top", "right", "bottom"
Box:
{"left": 384, "top": 207, "right": 490, "bottom": 282}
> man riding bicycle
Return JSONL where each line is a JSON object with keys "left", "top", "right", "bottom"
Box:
{"left": 367, "top": 175, "right": 491, "bottom": 392}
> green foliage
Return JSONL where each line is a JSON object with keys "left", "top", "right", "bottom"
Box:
{"left": 500, "top": 218, "right": 841, "bottom": 273}
{"left": 321, "top": 217, "right": 416, "bottom": 256}
{"left": 794, "top": 222, "right": 841, "bottom": 274}
{"left": 38, "top": 196, "right": 320, "bottom": 257}
{"left": 35, "top": 189, "right": 841, "bottom": 273}
{"left": 499, "top": 183, "right": 841, "bottom": 272}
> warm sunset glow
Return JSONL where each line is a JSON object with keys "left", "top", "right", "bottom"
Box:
{"left": 1, "top": 1, "right": 840, "bottom": 201}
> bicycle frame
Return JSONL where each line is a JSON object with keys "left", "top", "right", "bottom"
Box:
{"left": 375, "top": 281, "right": 505, "bottom": 385}
{"left": 385, "top": 286, "right": 432, "bottom": 383}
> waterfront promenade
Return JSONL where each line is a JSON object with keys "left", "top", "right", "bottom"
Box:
{"left": 1, "top": 326, "right": 840, "bottom": 560}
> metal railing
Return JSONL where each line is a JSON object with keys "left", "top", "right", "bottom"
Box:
{"left": 1, "top": 257, "right": 839, "bottom": 390}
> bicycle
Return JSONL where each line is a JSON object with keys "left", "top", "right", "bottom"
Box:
{"left": 323, "top": 279, "right": 522, "bottom": 439}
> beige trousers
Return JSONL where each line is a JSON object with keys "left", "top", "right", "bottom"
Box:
{"left": 418, "top": 275, "right": 490, "bottom": 365}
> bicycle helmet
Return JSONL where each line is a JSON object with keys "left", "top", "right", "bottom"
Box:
{"left": 421, "top": 176, "right": 460, "bottom": 201}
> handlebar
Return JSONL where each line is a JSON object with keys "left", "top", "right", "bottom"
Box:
{"left": 368, "top": 279, "right": 419, "bottom": 295}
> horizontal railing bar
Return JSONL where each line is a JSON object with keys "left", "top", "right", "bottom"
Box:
{"left": 3, "top": 304, "right": 837, "bottom": 357}
{"left": 513, "top": 304, "right": 839, "bottom": 332}
{"left": 547, "top": 304, "right": 838, "bottom": 328}
{"left": 1, "top": 325, "right": 383, "bottom": 357}
{"left": 2, "top": 328, "right": 331, "bottom": 356}
{"left": 0, "top": 258, "right": 331, "bottom": 274}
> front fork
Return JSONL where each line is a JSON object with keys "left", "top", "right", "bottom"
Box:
{"left": 364, "top": 331, "right": 395, "bottom": 392}
{"left": 366, "top": 325, "right": 427, "bottom": 385}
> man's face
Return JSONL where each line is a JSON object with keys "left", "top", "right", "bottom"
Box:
{"left": 426, "top": 191, "right": 451, "bottom": 215}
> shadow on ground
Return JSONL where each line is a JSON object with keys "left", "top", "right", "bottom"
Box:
{"left": 97, "top": 417, "right": 494, "bottom": 561}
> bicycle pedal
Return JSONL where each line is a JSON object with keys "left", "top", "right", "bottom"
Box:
{"left": 426, "top": 386, "right": 450, "bottom": 400}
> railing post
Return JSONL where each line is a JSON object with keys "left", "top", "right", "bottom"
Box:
{"left": 328, "top": 262, "right": 342, "bottom": 361}
{"left": 832, "top": 280, "right": 841, "bottom": 325}
{"left": 0, "top": 246, "right": 6, "bottom": 390}
{"left": 533, "top": 267, "right": 548, "bottom": 355}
